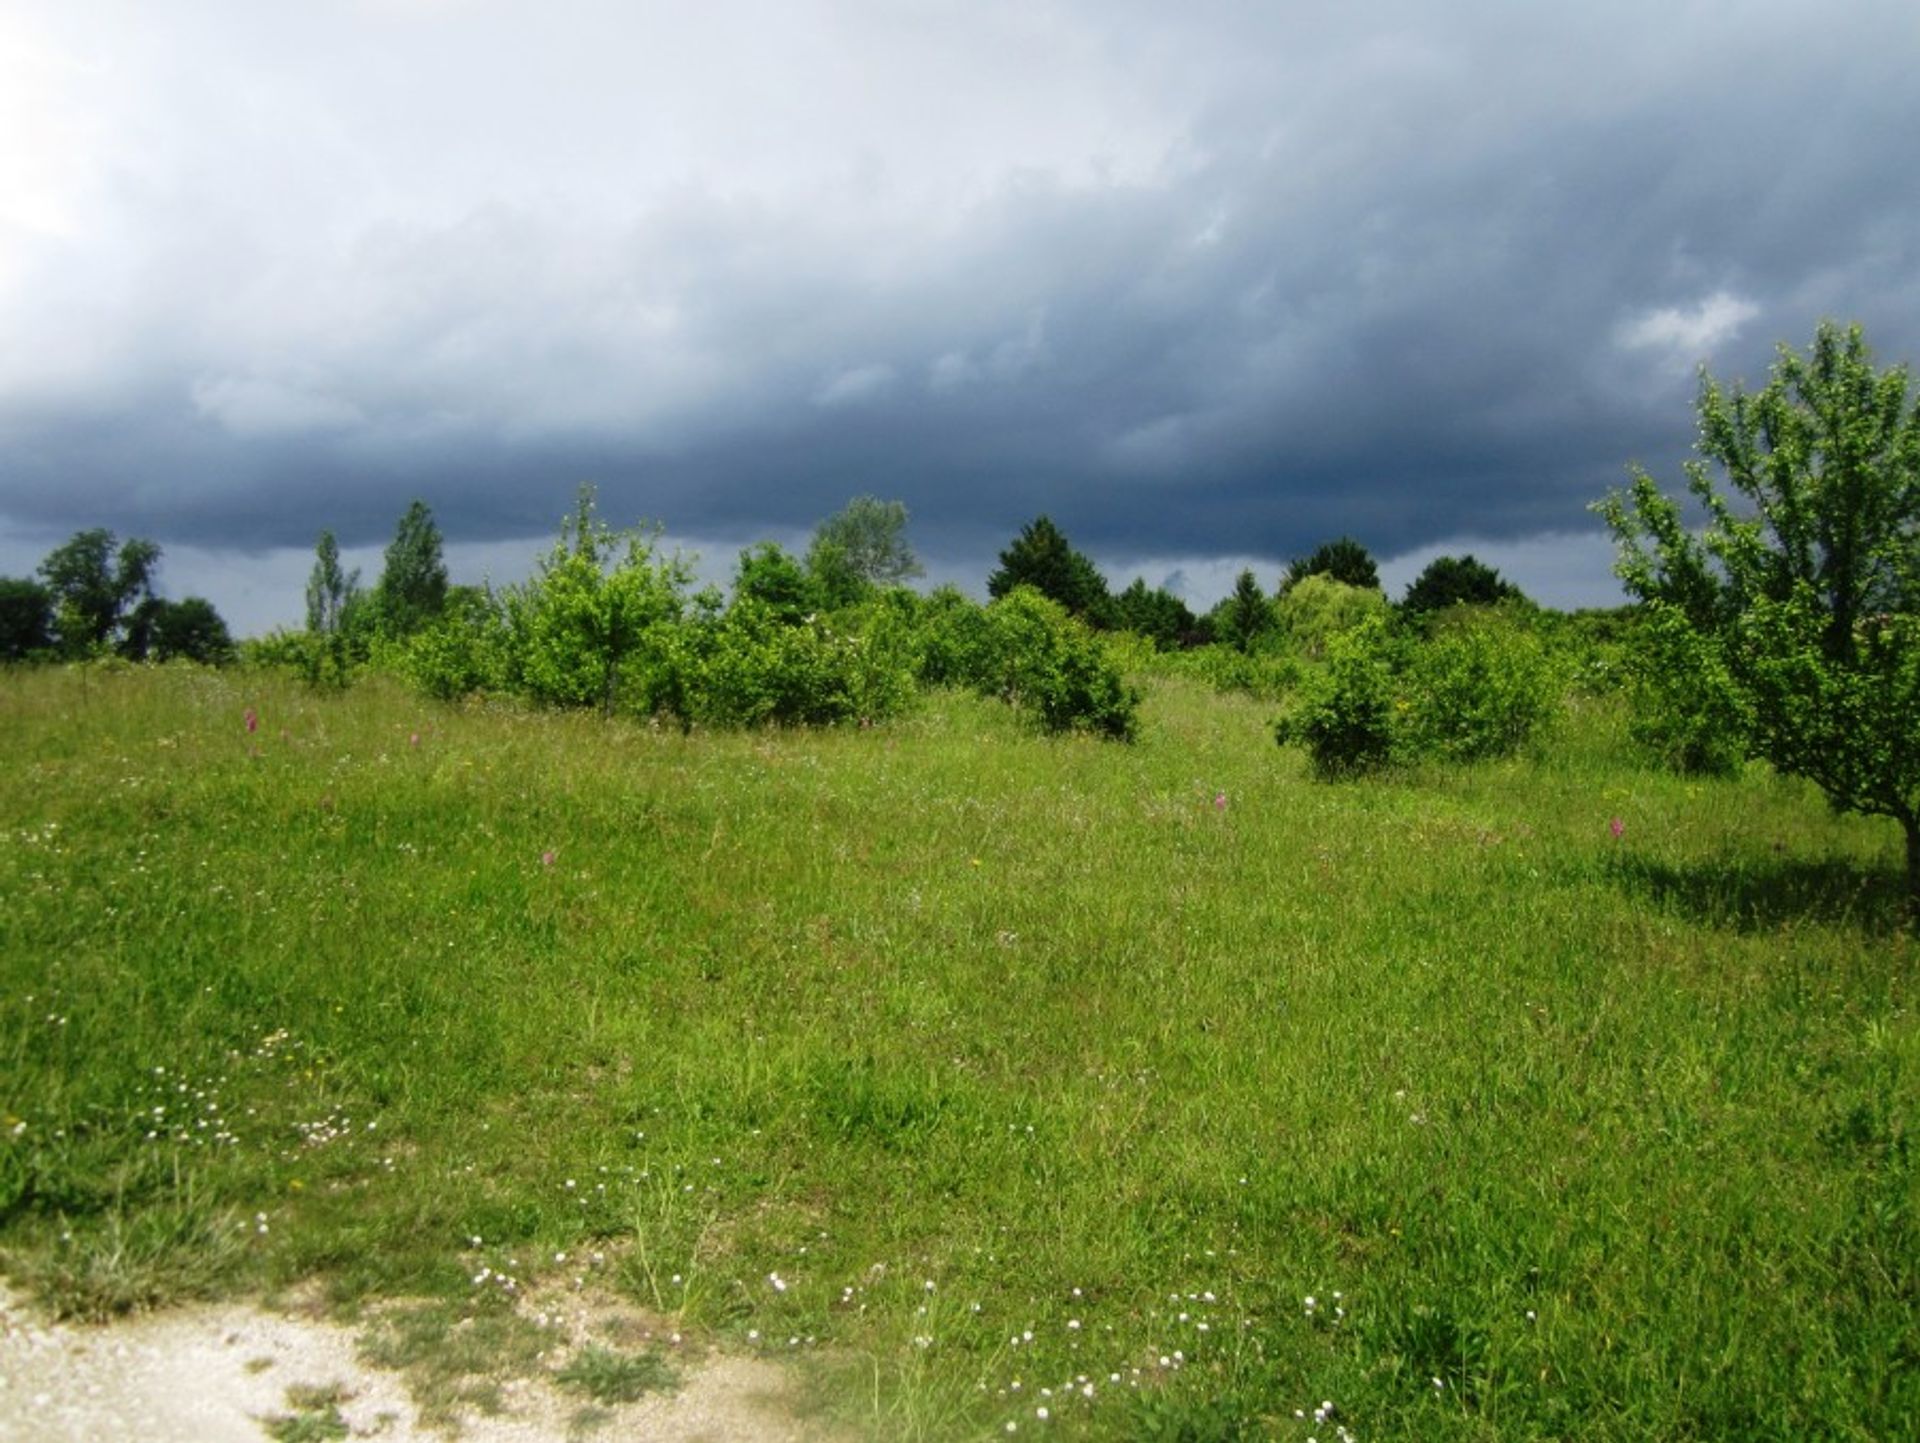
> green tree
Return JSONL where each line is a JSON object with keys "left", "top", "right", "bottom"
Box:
{"left": 1217, "top": 569, "right": 1272, "bottom": 653}
{"left": 370, "top": 500, "right": 449, "bottom": 637}
{"left": 37, "top": 529, "right": 161, "bottom": 655}
{"left": 806, "top": 495, "right": 922, "bottom": 602}
{"left": 147, "top": 597, "right": 234, "bottom": 664}
{"left": 1279, "top": 536, "right": 1381, "bottom": 596}
{"left": 503, "top": 486, "right": 691, "bottom": 716}
{"left": 1598, "top": 321, "right": 1920, "bottom": 917}
{"left": 1111, "top": 578, "right": 1197, "bottom": 650}
{"left": 987, "top": 516, "right": 1113, "bottom": 625}
{"left": 1401, "top": 554, "right": 1524, "bottom": 615}
{"left": 0, "top": 577, "right": 54, "bottom": 660}
{"left": 305, "top": 531, "right": 361, "bottom": 635}
{"left": 733, "top": 542, "right": 819, "bottom": 624}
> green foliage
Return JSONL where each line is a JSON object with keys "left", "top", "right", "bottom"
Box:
{"left": 908, "top": 585, "right": 993, "bottom": 688}
{"left": 731, "top": 542, "right": 819, "bottom": 625}
{"left": 1215, "top": 570, "right": 1272, "bottom": 654}
{"left": 1274, "top": 573, "right": 1389, "bottom": 658}
{"left": 977, "top": 586, "right": 1139, "bottom": 738}
{"left": 38, "top": 528, "right": 161, "bottom": 656}
{"left": 1279, "top": 535, "right": 1380, "bottom": 595}
{"left": 502, "top": 488, "right": 690, "bottom": 716}
{"left": 143, "top": 597, "right": 235, "bottom": 665}
{"left": 0, "top": 577, "right": 54, "bottom": 660}
{"left": 806, "top": 495, "right": 922, "bottom": 595}
{"left": 987, "top": 516, "right": 1113, "bottom": 625}
{"left": 1150, "top": 643, "right": 1302, "bottom": 701}
{"left": 1401, "top": 553, "right": 1524, "bottom": 614}
{"left": 1622, "top": 604, "right": 1747, "bottom": 775}
{"left": 1111, "top": 578, "right": 1199, "bottom": 650}
{"left": 304, "top": 531, "right": 360, "bottom": 637}
{"left": 369, "top": 500, "right": 449, "bottom": 638}
{"left": 1401, "top": 609, "right": 1561, "bottom": 761}
{"left": 1599, "top": 321, "right": 1920, "bottom": 913}
{"left": 399, "top": 586, "right": 511, "bottom": 701}
{"left": 1277, "top": 613, "right": 1403, "bottom": 775}
{"left": 680, "top": 600, "right": 915, "bottom": 728}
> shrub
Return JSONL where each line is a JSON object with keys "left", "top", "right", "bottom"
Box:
{"left": 399, "top": 587, "right": 512, "bottom": 702}
{"left": 977, "top": 587, "right": 1139, "bottom": 739}
{"left": 1276, "top": 613, "right": 1403, "bottom": 775}
{"left": 1402, "top": 609, "right": 1561, "bottom": 761}
{"left": 910, "top": 586, "right": 994, "bottom": 689}
{"left": 500, "top": 496, "right": 689, "bottom": 716}
{"left": 1275, "top": 574, "right": 1388, "bottom": 659}
{"left": 1622, "top": 602, "right": 1748, "bottom": 776}
{"left": 679, "top": 601, "right": 916, "bottom": 728}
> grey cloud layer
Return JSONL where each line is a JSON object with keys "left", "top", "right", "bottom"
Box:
{"left": 3, "top": 0, "right": 1919, "bottom": 598}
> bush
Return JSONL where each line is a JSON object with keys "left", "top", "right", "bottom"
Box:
{"left": 977, "top": 587, "right": 1139, "bottom": 740}
{"left": 500, "top": 501, "right": 689, "bottom": 716}
{"left": 910, "top": 586, "right": 994, "bottom": 689}
{"left": 1275, "top": 574, "right": 1388, "bottom": 659}
{"left": 680, "top": 601, "right": 915, "bottom": 728}
{"left": 399, "top": 588, "right": 512, "bottom": 702}
{"left": 1623, "top": 602, "right": 1748, "bottom": 776}
{"left": 1402, "top": 609, "right": 1561, "bottom": 761}
{"left": 1153, "top": 644, "right": 1302, "bottom": 702}
{"left": 1276, "top": 614, "right": 1402, "bottom": 775}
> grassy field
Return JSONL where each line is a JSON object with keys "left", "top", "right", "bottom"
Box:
{"left": 2, "top": 662, "right": 1914, "bottom": 1440}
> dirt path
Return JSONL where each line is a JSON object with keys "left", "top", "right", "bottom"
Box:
{"left": 0, "top": 1283, "right": 832, "bottom": 1442}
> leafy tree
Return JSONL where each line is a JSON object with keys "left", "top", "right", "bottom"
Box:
{"left": 806, "top": 495, "right": 922, "bottom": 598}
{"left": 976, "top": 586, "right": 1138, "bottom": 740}
{"left": 0, "top": 577, "right": 54, "bottom": 660}
{"left": 146, "top": 597, "right": 234, "bottom": 664}
{"left": 733, "top": 542, "right": 819, "bottom": 624}
{"left": 370, "top": 500, "right": 449, "bottom": 636}
{"left": 1599, "top": 321, "right": 1920, "bottom": 917}
{"left": 1275, "top": 574, "right": 1389, "bottom": 658}
{"left": 38, "top": 529, "right": 161, "bottom": 655}
{"left": 503, "top": 486, "right": 691, "bottom": 716}
{"left": 1402, "top": 554, "right": 1524, "bottom": 614}
{"left": 1111, "top": 578, "right": 1198, "bottom": 650}
{"left": 1216, "top": 569, "right": 1272, "bottom": 653}
{"left": 1279, "top": 536, "right": 1381, "bottom": 596}
{"left": 987, "top": 516, "right": 1113, "bottom": 625}
{"left": 305, "top": 531, "right": 361, "bottom": 635}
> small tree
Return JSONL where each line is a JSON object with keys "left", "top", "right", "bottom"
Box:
{"left": 733, "top": 542, "right": 819, "bottom": 624}
{"left": 147, "top": 597, "right": 235, "bottom": 664}
{"left": 305, "top": 531, "right": 361, "bottom": 635}
{"left": 1599, "top": 321, "right": 1920, "bottom": 918}
{"left": 0, "top": 578, "right": 55, "bottom": 660}
{"left": 1402, "top": 554, "right": 1524, "bottom": 615}
{"left": 1111, "top": 578, "right": 1197, "bottom": 650}
{"left": 370, "top": 500, "right": 449, "bottom": 637}
{"left": 1279, "top": 536, "right": 1381, "bottom": 596}
{"left": 987, "top": 516, "right": 1113, "bottom": 625}
{"left": 504, "top": 486, "right": 691, "bottom": 716}
{"left": 806, "top": 495, "right": 922, "bottom": 598}
{"left": 1216, "top": 569, "right": 1272, "bottom": 653}
{"left": 38, "top": 529, "right": 161, "bottom": 656}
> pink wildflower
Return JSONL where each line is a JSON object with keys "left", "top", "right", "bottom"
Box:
{"left": 541, "top": 850, "right": 556, "bottom": 868}
{"left": 410, "top": 732, "right": 420, "bottom": 748}
{"left": 244, "top": 708, "right": 258, "bottom": 734}
{"left": 1213, "top": 792, "right": 1228, "bottom": 812}
{"left": 1609, "top": 816, "right": 1624, "bottom": 840}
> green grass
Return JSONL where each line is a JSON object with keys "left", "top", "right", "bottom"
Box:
{"left": 1, "top": 663, "right": 1915, "bottom": 1440}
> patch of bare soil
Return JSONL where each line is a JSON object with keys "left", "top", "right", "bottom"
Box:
{"left": 0, "top": 1282, "right": 835, "bottom": 1442}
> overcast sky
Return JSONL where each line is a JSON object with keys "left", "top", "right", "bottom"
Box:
{"left": 4, "top": 0, "right": 1918, "bottom": 633}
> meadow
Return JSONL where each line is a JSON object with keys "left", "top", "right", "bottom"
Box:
{"left": 1, "top": 661, "right": 1914, "bottom": 1440}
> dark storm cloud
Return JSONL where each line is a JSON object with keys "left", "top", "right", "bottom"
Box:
{"left": 4, "top": 0, "right": 1919, "bottom": 615}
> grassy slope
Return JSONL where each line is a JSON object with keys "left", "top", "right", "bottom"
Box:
{"left": 1, "top": 663, "right": 1914, "bottom": 1440}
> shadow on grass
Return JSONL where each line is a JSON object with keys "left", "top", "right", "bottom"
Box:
{"left": 1609, "top": 851, "right": 1909, "bottom": 935}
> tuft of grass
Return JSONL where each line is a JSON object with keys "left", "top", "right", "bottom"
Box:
{"left": 556, "top": 1342, "right": 678, "bottom": 1403}
{"left": 261, "top": 1382, "right": 351, "bottom": 1442}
